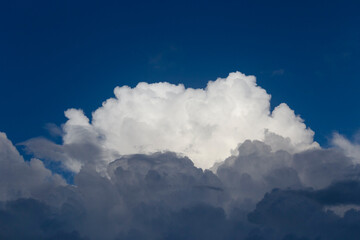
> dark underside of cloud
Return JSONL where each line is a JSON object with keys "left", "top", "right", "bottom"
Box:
{"left": 1, "top": 130, "right": 360, "bottom": 240}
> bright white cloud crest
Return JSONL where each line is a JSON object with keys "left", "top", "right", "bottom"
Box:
{"left": 64, "top": 72, "right": 318, "bottom": 171}
{"left": 62, "top": 71, "right": 318, "bottom": 170}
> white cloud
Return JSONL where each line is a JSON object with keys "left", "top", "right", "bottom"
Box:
{"left": 332, "top": 132, "right": 360, "bottom": 163}
{"left": 59, "top": 71, "right": 318, "bottom": 171}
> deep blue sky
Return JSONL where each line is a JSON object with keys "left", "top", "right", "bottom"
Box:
{"left": 1, "top": 0, "right": 359, "bottom": 146}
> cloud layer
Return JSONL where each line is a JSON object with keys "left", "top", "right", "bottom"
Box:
{"left": 2, "top": 131, "right": 360, "bottom": 239}
{"left": 1, "top": 71, "right": 359, "bottom": 239}
{"left": 0, "top": 134, "right": 360, "bottom": 240}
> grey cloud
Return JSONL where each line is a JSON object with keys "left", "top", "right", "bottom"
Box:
{"left": 20, "top": 136, "right": 108, "bottom": 173}
{"left": 216, "top": 136, "right": 360, "bottom": 212}
{"left": 293, "top": 148, "right": 355, "bottom": 189}
{"left": 2, "top": 131, "right": 360, "bottom": 239}
{"left": 248, "top": 184, "right": 360, "bottom": 240}
{"left": 307, "top": 180, "right": 360, "bottom": 205}
{"left": 33, "top": 152, "right": 231, "bottom": 240}
{"left": 0, "top": 133, "right": 65, "bottom": 202}
{"left": 44, "top": 123, "right": 63, "bottom": 137}
{"left": 0, "top": 198, "right": 86, "bottom": 240}
{"left": 217, "top": 139, "right": 300, "bottom": 210}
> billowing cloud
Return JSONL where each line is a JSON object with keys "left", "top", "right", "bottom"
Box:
{"left": 3, "top": 133, "right": 360, "bottom": 239}
{"left": 215, "top": 134, "right": 360, "bottom": 212}
{"left": 26, "top": 72, "right": 318, "bottom": 171}
{"left": 1, "top": 71, "right": 359, "bottom": 239}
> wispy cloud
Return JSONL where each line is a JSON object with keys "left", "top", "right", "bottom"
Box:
{"left": 272, "top": 68, "right": 285, "bottom": 76}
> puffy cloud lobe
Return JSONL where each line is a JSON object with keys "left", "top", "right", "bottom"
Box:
{"left": 0, "top": 148, "right": 228, "bottom": 239}
{"left": 106, "top": 153, "right": 225, "bottom": 209}
{"left": 66, "top": 153, "right": 229, "bottom": 239}
{"left": 293, "top": 148, "right": 356, "bottom": 189}
{"left": 215, "top": 135, "right": 360, "bottom": 212}
{"left": 217, "top": 139, "right": 300, "bottom": 209}
{"left": 55, "top": 72, "right": 318, "bottom": 171}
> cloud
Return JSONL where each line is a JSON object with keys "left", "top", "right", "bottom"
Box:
{"left": 217, "top": 139, "right": 300, "bottom": 209}
{"left": 293, "top": 147, "right": 356, "bottom": 189}
{"left": 25, "top": 71, "right": 318, "bottom": 171}
{"left": 21, "top": 136, "right": 106, "bottom": 173}
{"left": 248, "top": 184, "right": 360, "bottom": 240}
{"left": 0, "top": 132, "right": 65, "bottom": 202}
{"left": 215, "top": 134, "right": 360, "bottom": 212}
{"left": 332, "top": 132, "right": 360, "bottom": 163}
{"left": 2, "top": 131, "right": 360, "bottom": 239}
{"left": 0, "top": 198, "right": 85, "bottom": 240}
{"left": 272, "top": 69, "right": 285, "bottom": 76}
{"left": 1, "top": 71, "right": 359, "bottom": 239}
{"left": 9, "top": 151, "right": 231, "bottom": 240}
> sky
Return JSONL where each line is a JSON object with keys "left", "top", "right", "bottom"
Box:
{"left": 1, "top": 0, "right": 359, "bottom": 146}
{"left": 1, "top": 1, "right": 360, "bottom": 240}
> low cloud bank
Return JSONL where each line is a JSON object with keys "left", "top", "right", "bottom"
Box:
{"left": 2, "top": 131, "right": 360, "bottom": 239}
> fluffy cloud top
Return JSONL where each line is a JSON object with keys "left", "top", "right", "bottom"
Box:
{"left": 61, "top": 72, "right": 318, "bottom": 171}
{"left": 3, "top": 71, "right": 359, "bottom": 239}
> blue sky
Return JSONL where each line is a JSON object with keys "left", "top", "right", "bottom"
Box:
{"left": 2, "top": 1, "right": 360, "bottom": 239}
{"left": 1, "top": 0, "right": 359, "bottom": 146}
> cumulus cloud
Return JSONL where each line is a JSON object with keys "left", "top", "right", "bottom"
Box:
{"left": 1, "top": 71, "right": 359, "bottom": 239}
{"left": 2, "top": 132, "right": 360, "bottom": 239}
{"left": 25, "top": 72, "right": 318, "bottom": 171}
{"left": 0, "top": 149, "right": 230, "bottom": 239}
{"left": 214, "top": 135, "right": 360, "bottom": 213}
